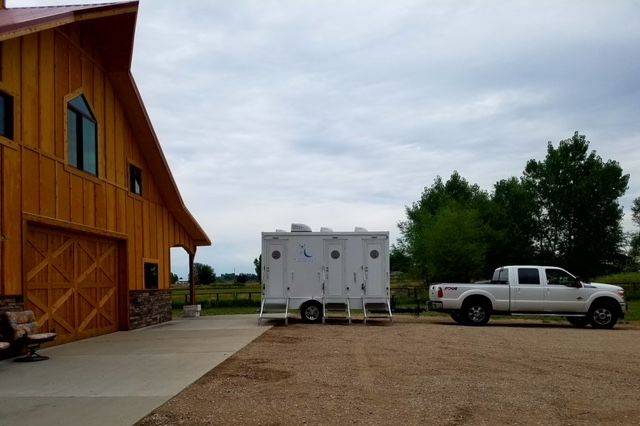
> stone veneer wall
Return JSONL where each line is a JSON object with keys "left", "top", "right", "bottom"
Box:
{"left": 129, "top": 290, "right": 172, "bottom": 329}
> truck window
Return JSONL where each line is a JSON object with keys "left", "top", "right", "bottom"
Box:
{"left": 491, "top": 268, "right": 509, "bottom": 284}
{"left": 546, "top": 269, "right": 574, "bottom": 285}
{"left": 518, "top": 268, "right": 540, "bottom": 285}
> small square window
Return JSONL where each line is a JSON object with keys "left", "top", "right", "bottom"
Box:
{"left": 144, "top": 262, "right": 159, "bottom": 289}
{"left": 129, "top": 164, "right": 142, "bottom": 195}
{"left": 0, "top": 91, "right": 14, "bottom": 140}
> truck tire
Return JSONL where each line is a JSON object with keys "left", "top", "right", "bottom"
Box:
{"left": 566, "top": 317, "right": 588, "bottom": 328}
{"left": 588, "top": 301, "right": 619, "bottom": 329}
{"left": 450, "top": 311, "right": 466, "bottom": 324}
{"left": 300, "top": 301, "right": 323, "bottom": 323}
{"left": 461, "top": 300, "right": 491, "bottom": 326}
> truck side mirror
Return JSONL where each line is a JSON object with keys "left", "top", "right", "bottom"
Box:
{"left": 573, "top": 277, "right": 582, "bottom": 288}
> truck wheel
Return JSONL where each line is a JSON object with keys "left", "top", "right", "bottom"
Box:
{"left": 566, "top": 317, "right": 588, "bottom": 328}
{"left": 588, "top": 302, "right": 618, "bottom": 329}
{"left": 300, "top": 301, "right": 323, "bottom": 323}
{"left": 462, "top": 300, "right": 491, "bottom": 325}
{"left": 450, "top": 311, "right": 466, "bottom": 324}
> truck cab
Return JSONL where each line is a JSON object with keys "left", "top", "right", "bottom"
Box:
{"left": 428, "top": 265, "right": 627, "bottom": 328}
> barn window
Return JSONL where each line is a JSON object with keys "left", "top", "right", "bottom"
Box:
{"left": 67, "top": 95, "right": 97, "bottom": 175}
{"left": 129, "top": 164, "right": 142, "bottom": 195}
{"left": 144, "top": 262, "right": 159, "bottom": 289}
{"left": 0, "top": 91, "right": 14, "bottom": 140}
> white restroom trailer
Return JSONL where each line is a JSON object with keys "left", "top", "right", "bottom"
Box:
{"left": 259, "top": 224, "right": 392, "bottom": 324}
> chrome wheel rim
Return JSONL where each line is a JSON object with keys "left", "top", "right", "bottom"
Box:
{"left": 469, "top": 305, "right": 485, "bottom": 322}
{"left": 305, "top": 305, "right": 320, "bottom": 321}
{"left": 593, "top": 308, "right": 612, "bottom": 325}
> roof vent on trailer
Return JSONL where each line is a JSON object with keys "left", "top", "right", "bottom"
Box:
{"left": 354, "top": 227, "right": 368, "bottom": 232}
{"left": 291, "top": 223, "right": 312, "bottom": 232}
{"left": 275, "top": 229, "right": 286, "bottom": 233}
{"left": 320, "top": 227, "right": 333, "bottom": 232}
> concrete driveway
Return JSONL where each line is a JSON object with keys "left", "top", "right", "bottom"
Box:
{"left": 0, "top": 314, "right": 269, "bottom": 426}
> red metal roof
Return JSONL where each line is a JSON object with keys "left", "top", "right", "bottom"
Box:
{"left": 0, "top": 2, "right": 138, "bottom": 40}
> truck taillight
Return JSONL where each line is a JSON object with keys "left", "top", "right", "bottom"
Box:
{"left": 617, "top": 290, "right": 625, "bottom": 299}
{"left": 437, "top": 287, "right": 443, "bottom": 298}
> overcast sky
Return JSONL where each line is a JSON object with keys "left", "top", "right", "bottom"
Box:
{"left": 18, "top": 0, "right": 640, "bottom": 276}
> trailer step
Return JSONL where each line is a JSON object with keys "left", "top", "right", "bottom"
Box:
{"left": 258, "top": 297, "right": 290, "bottom": 325}
{"left": 322, "top": 297, "right": 352, "bottom": 324}
{"left": 325, "top": 303, "right": 348, "bottom": 311}
{"left": 362, "top": 296, "right": 393, "bottom": 324}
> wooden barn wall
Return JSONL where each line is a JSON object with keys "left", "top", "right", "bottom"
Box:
{"left": 0, "top": 27, "right": 195, "bottom": 296}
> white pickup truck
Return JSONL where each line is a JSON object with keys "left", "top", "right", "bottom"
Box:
{"left": 428, "top": 265, "right": 627, "bottom": 328}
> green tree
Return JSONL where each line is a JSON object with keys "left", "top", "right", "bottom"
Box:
{"left": 485, "top": 177, "right": 539, "bottom": 270}
{"left": 630, "top": 197, "right": 640, "bottom": 266}
{"left": 169, "top": 272, "right": 179, "bottom": 285}
{"left": 390, "top": 245, "right": 411, "bottom": 272}
{"left": 254, "top": 255, "right": 262, "bottom": 282}
{"left": 194, "top": 263, "right": 215, "bottom": 285}
{"left": 399, "top": 172, "right": 491, "bottom": 282}
{"left": 524, "top": 132, "right": 629, "bottom": 278}
{"left": 425, "top": 206, "right": 487, "bottom": 282}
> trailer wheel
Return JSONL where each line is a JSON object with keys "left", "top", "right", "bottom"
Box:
{"left": 450, "top": 311, "right": 466, "bottom": 324}
{"left": 300, "top": 301, "right": 323, "bottom": 323}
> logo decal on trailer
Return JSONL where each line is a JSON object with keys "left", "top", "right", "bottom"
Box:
{"left": 295, "top": 243, "right": 314, "bottom": 263}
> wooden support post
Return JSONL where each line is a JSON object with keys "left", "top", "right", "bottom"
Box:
{"left": 188, "top": 251, "right": 195, "bottom": 305}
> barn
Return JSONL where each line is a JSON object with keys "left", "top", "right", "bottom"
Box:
{"left": 0, "top": 1, "right": 211, "bottom": 345}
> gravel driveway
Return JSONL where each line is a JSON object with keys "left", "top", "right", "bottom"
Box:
{"left": 139, "top": 316, "right": 640, "bottom": 425}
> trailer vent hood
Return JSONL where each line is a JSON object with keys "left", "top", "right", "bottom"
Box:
{"left": 320, "top": 227, "right": 333, "bottom": 232}
{"left": 354, "top": 227, "right": 368, "bottom": 232}
{"left": 291, "top": 223, "right": 312, "bottom": 232}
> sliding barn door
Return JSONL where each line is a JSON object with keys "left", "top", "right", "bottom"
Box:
{"left": 24, "top": 225, "right": 119, "bottom": 344}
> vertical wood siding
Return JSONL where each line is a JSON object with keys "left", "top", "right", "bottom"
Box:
{"left": 0, "top": 26, "right": 196, "bottom": 296}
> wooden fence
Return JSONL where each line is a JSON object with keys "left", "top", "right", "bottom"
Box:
{"left": 171, "top": 282, "right": 640, "bottom": 308}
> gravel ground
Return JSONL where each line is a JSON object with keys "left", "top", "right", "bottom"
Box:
{"left": 138, "top": 316, "right": 640, "bottom": 425}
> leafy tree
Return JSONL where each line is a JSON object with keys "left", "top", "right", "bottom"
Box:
{"left": 629, "top": 197, "right": 640, "bottom": 266}
{"left": 485, "top": 177, "right": 539, "bottom": 270}
{"left": 390, "top": 245, "right": 411, "bottom": 272}
{"left": 633, "top": 197, "right": 640, "bottom": 228}
{"left": 399, "top": 172, "right": 491, "bottom": 282}
{"left": 524, "top": 132, "right": 629, "bottom": 278}
{"left": 235, "top": 273, "right": 249, "bottom": 284}
{"left": 170, "top": 272, "right": 179, "bottom": 285}
{"left": 254, "top": 255, "right": 262, "bottom": 282}
{"left": 194, "top": 263, "right": 215, "bottom": 285}
{"left": 425, "top": 206, "right": 487, "bottom": 282}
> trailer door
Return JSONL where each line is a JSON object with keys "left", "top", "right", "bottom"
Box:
{"left": 324, "top": 239, "right": 346, "bottom": 297}
{"left": 265, "top": 240, "right": 287, "bottom": 298}
{"left": 363, "top": 239, "right": 386, "bottom": 297}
